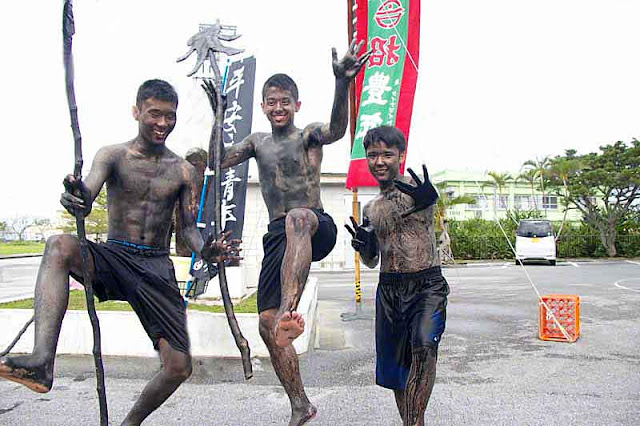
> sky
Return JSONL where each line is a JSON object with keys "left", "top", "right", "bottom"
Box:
{"left": 1, "top": 0, "right": 640, "bottom": 221}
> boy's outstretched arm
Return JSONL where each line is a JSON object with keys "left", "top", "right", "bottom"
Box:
{"left": 309, "top": 40, "right": 372, "bottom": 145}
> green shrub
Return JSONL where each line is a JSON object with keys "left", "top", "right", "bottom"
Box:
{"left": 447, "top": 217, "right": 640, "bottom": 260}
{"left": 449, "top": 219, "right": 515, "bottom": 259}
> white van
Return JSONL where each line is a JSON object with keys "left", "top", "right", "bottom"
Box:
{"left": 515, "top": 219, "right": 556, "bottom": 265}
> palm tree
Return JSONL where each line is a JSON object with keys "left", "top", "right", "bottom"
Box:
{"left": 548, "top": 155, "right": 581, "bottom": 240}
{"left": 486, "top": 171, "right": 512, "bottom": 215}
{"left": 516, "top": 168, "right": 539, "bottom": 211}
{"left": 522, "top": 156, "right": 550, "bottom": 217}
{"left": 434, "top": 182, "right": 475, "bottom": 263}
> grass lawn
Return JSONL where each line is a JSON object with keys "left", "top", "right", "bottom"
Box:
{"left": 0, "top": 290, "right": 258, "bottom": 314}
{"left": 0, "top": 241, "right": 45, "bottom": 256}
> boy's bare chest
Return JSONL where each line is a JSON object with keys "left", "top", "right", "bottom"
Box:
{"left": 112, "top": 157, "right": 183, "bottom": 200}
{"left": 255, "top": 137, "right": 321, "bottom": 175}
{"left": 369, "top": 193, "right": 428, "bottom": 239}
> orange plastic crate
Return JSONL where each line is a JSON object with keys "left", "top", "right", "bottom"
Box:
{"left": 538, "top": 295, "right": 580, "bottom": 342}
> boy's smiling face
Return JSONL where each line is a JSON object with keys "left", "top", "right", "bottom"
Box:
{"left": 366, "top": 140, "right": 405, "bottom": 184}
{"left": 261, "top": 86, "right": 301, "bottom": 129}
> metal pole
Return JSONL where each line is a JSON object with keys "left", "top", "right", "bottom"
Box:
{"left": 352, "top": 189, "right": 363, "bottom": 308}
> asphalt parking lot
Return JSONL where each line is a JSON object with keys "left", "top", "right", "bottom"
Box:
{"left": 1, "top": 259, "right": 639, "bottom": 425}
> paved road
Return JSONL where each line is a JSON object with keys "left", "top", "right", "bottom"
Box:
{"left": 1, "top": 260, "right": 639, "bottom": 425}
{"left": 0, "top": 256, "right": 41, "bottom": 303}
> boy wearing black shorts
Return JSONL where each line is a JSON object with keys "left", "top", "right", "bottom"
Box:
{"left": 203, "top": 41, "right": 370, "bottom": 425}
{"left": 0, "top": 80, "right": 240, "bottom": 426}
{"left": 346, "top": 126, "right": 449, "bottom": 426}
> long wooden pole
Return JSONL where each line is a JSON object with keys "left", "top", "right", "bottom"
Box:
{"left": 62, "top": 2, "right": 108, "bottom": 424}
{"left": 207, "top": 52, "right": 253, "bottom": 379}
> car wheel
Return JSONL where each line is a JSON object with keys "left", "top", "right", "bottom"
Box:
{"left": 549, "top": 260, "right": 556, "bottom": 266}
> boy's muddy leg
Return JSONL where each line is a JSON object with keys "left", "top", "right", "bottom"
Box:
{"left": 274, "top": 208, "right": 318, "bottom": 347}
{"left": 0, "top": 234, "right": 91, "bottom": 393}
{"left": 260, "top": 310, "right": 317, "bottom": 425}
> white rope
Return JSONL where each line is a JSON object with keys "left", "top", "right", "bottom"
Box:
{"left": 473, "top": 178, "right": 575, "bottom": 342}
{"left": 374, "top": 0, "right": 419, "bottom": 73}
{"left": 357, "top": 1, "right": 574, "bottom": 341}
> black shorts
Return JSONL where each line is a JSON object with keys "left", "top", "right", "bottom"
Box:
{"left": 71, "top": 240, "right": 190, "bottom": 354}
{"left": 257, "top": 209, "right": 337, "bottom": 313}
{"left": 375, "top": 266, "right": 449, "bottom": 390}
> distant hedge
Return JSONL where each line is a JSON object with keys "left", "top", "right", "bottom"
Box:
{"left": 446, "top": 218, "right": 640, "bottom": 260}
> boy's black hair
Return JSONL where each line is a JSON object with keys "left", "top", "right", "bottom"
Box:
{"left": 363, "top": 126, "right": 406, "bottom": 153}
{"left": 262, "top": 73, "right": 299, "bottom": 101}
{"left": 136, "top": 79, "right": 178, "bottom": 107}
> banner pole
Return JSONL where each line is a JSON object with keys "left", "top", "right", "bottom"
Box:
{"left": 348, "top": 0, "right": 361, "bottom": 309}
{"left": 352, "top": 188, "right": 362, "bottom": 306}
{"left": 342, "top": 0, "right": 370, "bottom": 321}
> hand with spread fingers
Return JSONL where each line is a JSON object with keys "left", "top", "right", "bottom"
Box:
{"left": 332, "top": 39, "right": 372, "bottom": 80}
{"left": 201, "top": 79, "right": 228, "bottom": 114}
{"left": 60, "top": 174, "right": 92, "bottom": 218}
{"left": 344, "top": 216, "right": 378, "bottom": 262}
{"left": 201, "top": 231, "right": 243, "bottom": 264}
{"left": 394, "top": 164, "right": 439, "bottom": 218}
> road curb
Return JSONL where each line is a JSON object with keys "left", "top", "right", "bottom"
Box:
{"left": 0, "top": 253, "right": 43, "bottom": 259}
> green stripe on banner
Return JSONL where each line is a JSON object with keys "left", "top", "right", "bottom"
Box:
{"left": 347, "top": 0, "right": 417, "bottom": 189}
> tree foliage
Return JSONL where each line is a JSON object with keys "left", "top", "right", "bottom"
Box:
{"left": 516, "top": 168, "right": 540, "bottom": 211}
{"left": 522, "top": 156, "right": 550, "bottom": 215}
{"left": 546, "top": 140, "right": 640, "bottom": 256}
{"left": 32, "top": 218, "right": 52, "bottom": 241}
{"left": 8, "top": 216, "right": 35, "bottom": 241}
{"left": 60, "top": 188, "right": 109, "bottom": 239}
{"left": 487, "top": 171, "right": 512, "bottom": 195}
{"left": 447, "top": 218, "right": 640, "bottom": 260}
{"left": 434, "top": 182, "right": 475, "bottom": 230}
{"left": 434, "top": 182, "right": 476, "bottom": 263}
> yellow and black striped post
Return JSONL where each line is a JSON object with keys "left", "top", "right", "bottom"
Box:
{"left": 352, "top": 188, "right": 362, "bottom": 305}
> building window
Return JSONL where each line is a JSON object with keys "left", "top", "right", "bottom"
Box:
{"left": 514, "top": 195, "right": 537, "bottom": 210}
{"left": 468, "top": 195, "right": 489, "bottom": 210}
{"left": 495, "top": 195, "right": 509, "bottom": 210}
{"left": 445, "top": 187, "right": 456, "bottom": 198}
{"left": 542, "top": 196, "right": 558, "bottom": 210}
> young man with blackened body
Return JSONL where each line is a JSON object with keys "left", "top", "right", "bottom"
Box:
{"left": 203, "top": 42, "right": 370, "bottom": 425}
{"left": 345, "top": 126, "right": 449, "bottom": 426}
{"left": 0, "top": 80, "right": 240, "bottom": 426}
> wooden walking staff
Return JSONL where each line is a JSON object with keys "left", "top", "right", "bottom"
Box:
{"left": 178, "top": 24, "right": 253, "bottom": 379}
{"left": 62, "top": 1, "right": 109, "bottom": 424}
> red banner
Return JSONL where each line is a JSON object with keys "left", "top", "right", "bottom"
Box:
{"left": 346, "top": 0, "right": 420, "bottom": 189}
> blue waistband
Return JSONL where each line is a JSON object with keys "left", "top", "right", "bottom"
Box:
{"left": 107, "top": 239, "right": 161, "bottom": 251}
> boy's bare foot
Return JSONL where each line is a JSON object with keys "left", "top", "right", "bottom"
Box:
{"left": 289, "top": 404, "right": 317, "bottom": 426}
{"left": 0, "top": 356, "right": 52, "bottom": 393}
{"left": 274, "top": 311, "right": 305, "bottom": 347}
